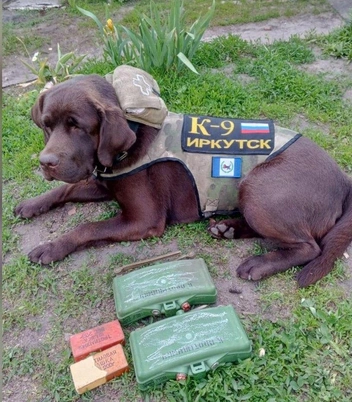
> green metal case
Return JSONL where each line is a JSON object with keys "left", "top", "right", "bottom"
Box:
{"left": 129, "top": 305, "right": 252, "bottom": 390}
{"left": 113, "top": 258, "right": 217, "bottom": 326}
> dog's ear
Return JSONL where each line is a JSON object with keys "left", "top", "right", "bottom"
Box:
{"left": 31, "top": 92, "right": 46, "bottom": 128}
{"left": 31, "top": 92, "right": 52, "bottom": 143}
{"left": 97, "top": 105, "right": 137, "bottom": 167}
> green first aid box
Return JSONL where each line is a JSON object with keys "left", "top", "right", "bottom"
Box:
{"left": 130, "top": 305, "right": 252, "bottom": 390}
{"left": 113, "top": 258, "right": 217, "bottom": 325}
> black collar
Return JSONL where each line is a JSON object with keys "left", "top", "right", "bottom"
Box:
{"left": 93, "top": 120, "right": 139, "bottom": 180}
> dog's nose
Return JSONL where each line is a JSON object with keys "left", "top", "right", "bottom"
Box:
{"left": 39, "top": 153, "right": 59, "bottom": 168}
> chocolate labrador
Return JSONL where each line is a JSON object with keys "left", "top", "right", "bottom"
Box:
{"left": 14, "top": 72, "right": 352, "bottom": 287}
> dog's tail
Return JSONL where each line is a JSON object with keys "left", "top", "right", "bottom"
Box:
{"left": 297, "top": 185, "right": 352, "bottom": 287}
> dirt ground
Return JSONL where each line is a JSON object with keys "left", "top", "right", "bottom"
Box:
{"left": 2, "top": 3, "right": 352, "bottom": 401}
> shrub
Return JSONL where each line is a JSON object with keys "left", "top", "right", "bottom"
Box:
{"left": 78, "top": 0, "right": 215, "bottom": 73}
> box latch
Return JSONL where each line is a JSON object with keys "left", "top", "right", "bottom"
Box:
{"left": 190, "top": 361, "right": 207, "bottom": 379}
{"left": 163, "top": 301, "right": 177, "bottom": 317}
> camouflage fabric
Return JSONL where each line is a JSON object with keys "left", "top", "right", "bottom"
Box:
{"left": 105, "top": 65, "right": 168, "bottom": 129}
{"left": 99, "top": 111, "right": 301, "bottom": 217}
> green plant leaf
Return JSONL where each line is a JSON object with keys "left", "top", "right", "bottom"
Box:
{"left": 55, "top": 52, "right": 74, "bottom": 74}
{"left": 77, "top": 6, "right": 105, "bottom": 33}
{"left": 20, "top": 60, "right": 39, "bottom": 76}
{"left": 177, "top": 52, "right": 199, "bottom": 74}
{"left": 70, "top": 55, "right": 87, "bottom": 71}
{"left": 78, "top": 0, "right": 214, "bottom": 72}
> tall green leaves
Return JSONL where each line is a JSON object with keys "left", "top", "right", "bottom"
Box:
{"left": 78, "top": 0, "right": 215, "bottom": 73}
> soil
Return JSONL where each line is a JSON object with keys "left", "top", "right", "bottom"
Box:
{"left": 3, "top": 3, "right": 352, "bottom": 402}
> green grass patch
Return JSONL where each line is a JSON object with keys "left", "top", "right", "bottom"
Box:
{"left": 2, "top": 92, "right": 44, "bottom": 180}
{"left": 2, "top": 22, "right": 47, "bottom": 57}
{"left": 54, "top": 266, "right": 108, "bottom": 319}
{"left": 122, "top": 0, "right": 332, "bottom": 28}
{"left": 193, "top": 34, "right": 254, "bottom": 69}
{"left": 152, "top": 295, "right": 352, "bottom": 402}
{"left": 320, "top": 22, "right": 352, "bottom": 61}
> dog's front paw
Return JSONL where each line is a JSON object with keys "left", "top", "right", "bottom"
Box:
{"left": 207, "top": 219, "right": 235, "bottom": 239}
{"left": 236, "top": 256, "right": 272, "bottom": 281}
{"left": 14, "top": 198, "right": 51, "bottom": 219}
{"left": 296, "top": 269, "right": 314, "bottom": 288}
{"left": 237, "top": 257, "right": 260, "bottom": 281}
{"left": 28, "top": 241, "right": 69, "bottom": 264}
{"left": 296, "top": 262, "right": 326, "bottom": 288}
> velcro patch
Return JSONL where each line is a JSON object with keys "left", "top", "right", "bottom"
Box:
{"left": 182, "top": 115, "right": 275, "bottom": 155}
{"left": 212, "top": 157, "right": 242, "bottom": 178}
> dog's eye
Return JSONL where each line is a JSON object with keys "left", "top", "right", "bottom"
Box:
{"left": 67, "top": 117, "right": 78, "bottom": 128}
{"left": 43, "top": 124, "right": 51, "bottom": 134}
{"left": 42, "top": 118, "right": 51, "bottom": 131}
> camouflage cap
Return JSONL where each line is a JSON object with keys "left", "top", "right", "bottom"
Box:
{"left": 105, "top": 65, "right": 168, "bottom": 129}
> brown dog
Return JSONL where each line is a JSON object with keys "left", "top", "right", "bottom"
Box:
{"left": 15, "top": 74, "right": 352, "bottom": 287}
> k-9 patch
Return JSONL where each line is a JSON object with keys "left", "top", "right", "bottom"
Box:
{"left": 212, "top": 157, "right": 242, "bottom": 178}
{"left": 182, "top": 115, "right": 275, "bottom": 155}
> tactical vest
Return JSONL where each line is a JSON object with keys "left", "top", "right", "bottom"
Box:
{"left": 98, "top": 66, "right": 301, "bottom": 218}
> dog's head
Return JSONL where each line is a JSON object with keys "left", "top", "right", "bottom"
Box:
{"left": 31, "top": 75, "right": 136, "bottom": 183}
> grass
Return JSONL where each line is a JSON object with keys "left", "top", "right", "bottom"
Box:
{"left": 2, "top": 22, "right": 47, "bottom": 57}
{"left": 121, "top": 0, "right": 332, "bottom": 28}
{"left": 161, "top": 298, "right": 352, "bottom": 401}
{"left": 320, "top": 23, "right": 352, "bottom": 61}
{"left": 3, "top": 0, "right": 333, "bottom": 57}
{"left": 2, "top": 1, "right": 352, "bottom": 401}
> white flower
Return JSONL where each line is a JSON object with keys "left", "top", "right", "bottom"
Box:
{"left": 32, "top": 52, "right": 39, "bottom": 62}
{"left": 259, "top": 348, "right": 266, "bottom": 357}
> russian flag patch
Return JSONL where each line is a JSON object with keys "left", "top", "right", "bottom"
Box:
{"left": 212, "top": 157, "right": 242, "bottom": 178}
{"left": 240, "top": 122, "right": 270, "bottom": 134}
